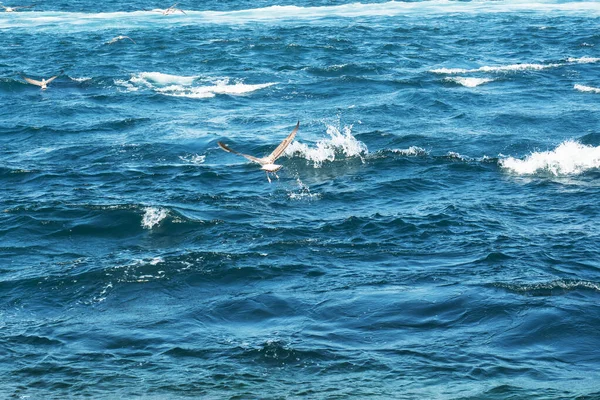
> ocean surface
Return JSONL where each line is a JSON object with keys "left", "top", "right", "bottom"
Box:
{"left": 2, "top": 0, "right": 600, "bottom": 398}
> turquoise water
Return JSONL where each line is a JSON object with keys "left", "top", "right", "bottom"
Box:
{"left": 2, "top": 1, "right": 600, "bottom": 398}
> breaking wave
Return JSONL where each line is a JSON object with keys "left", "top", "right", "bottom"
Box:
{"left": 391, "top": 146, "right": 428, "bottom": 156}
{"left": 141, "top": 207, "right": 168, "bottom": 229}
{"left": 285, "top": 123, "right": 368, "bottom": 167}
{"left": 444, "top": 77, "right": 494, "bottom": 87}
{"left": 500, "top": 140, "right": 600, "bottom": 176}
{"left": 431, "top": 57, "right": 600, "bottom": 75}
{"left": 115, "top": 73, "right": 276, "bottom": 98}
{"left": 574, "top": 84, "right": 600, "bottom": 93}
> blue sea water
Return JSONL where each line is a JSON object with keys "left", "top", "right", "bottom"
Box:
{"left": 2, "top": 0, "right": 600, "bottom": 398}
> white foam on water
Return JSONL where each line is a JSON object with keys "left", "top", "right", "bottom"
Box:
{"left": 179, "top": 154, "right": 206, "bottom": 165}
{"left": 446, "top": 151, "right": 470, "bottom": 161}
{"left": 114, "top": 78, "right": 138, "bottom": 92}
{"left": 141, "top": 207, "right": 168, "bottom": 229}
{"left": 118, "top": 74, "right": 275, "bottom": 98}
{"left": 574, "top": 84, "right": 600, "bottom": 93}
{"left": 5, "top": 2, "right": 600, "bottom": 31}
{"left": 158, "top": 81, "right": 276, "bottom": 99}
{"left": 285, "top": 123, "right": 368, "bottom": 167}
{"left": 567, "top": 56, "right": 600, "bottom": 64}
{"left": 70, "top": 76, "right": 92, "bottom": 82}
{"left": 500, "top": 140, "right": 600, "bottom": 176}
{"left": 444, "top": 76, "right": 494, "bottom": 87}
{"left": 392, "top": 146, "right": 428, "bottom": 156}
{"left": 132, "top": 72, "right": 198, "bottom": 86}
{"left": 431, "top": 63, "right": 560, "bottom": 74}
{"left": 432, "top": 57, "right": 600, "bottom": 75}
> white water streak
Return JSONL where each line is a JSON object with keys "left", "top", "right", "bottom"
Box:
{"left": 117, "top": 73, "right": 275, "bottom": 98}
{"left": 574, "top": 84, "right": 600, "bottom": 93}
{"left": 2, "top": 2, "right": 600, "bottom": 30}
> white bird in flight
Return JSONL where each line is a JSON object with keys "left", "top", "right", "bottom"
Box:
{"left": 159, "top": 3, "right": 186, "bottom": 15}
{"left": 21, "top": 72, "right": 61, "bottom": 90}
{"left": 1, "top": 3, "right": 34, "bottom": 12}
{"left": 107, "top": 35, "right": 136, "bottom": 45}
{"left": 218, "top": 121, "right": 300, "bottom": 183}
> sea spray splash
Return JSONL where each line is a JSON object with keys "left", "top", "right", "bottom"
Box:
{"left": 500, "top": 140, "right": 600, "bottom": 176}
{"left": 288, "top": 177, "right": 320, "bottom": 200}
{"left": 285, "top": 123, "right": 367, "bottom": 167}
{"left": 141, "top": 207, "right": 168, "bottom": 229}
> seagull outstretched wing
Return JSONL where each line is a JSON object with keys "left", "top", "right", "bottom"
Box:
{"left": 217, "top": 142, "right": 264, "bottom": 165}
{"left": 266, "top": 121, "right": 299, "bottom": 164}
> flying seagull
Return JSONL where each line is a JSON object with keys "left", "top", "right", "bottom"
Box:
{"left": 218, "top": 121, "right": 300, "bottom": 183}
{"left": 159, "top": 3, "right": 186, "bottom": 15}
{"left": 1, "top": 3, "right": 34, "bottom": 12}
{"left": 21, "top": 72, "right": 62, "bottom": 90}
{"left": 107, "top": 35, "right": 136, "bottom": 44}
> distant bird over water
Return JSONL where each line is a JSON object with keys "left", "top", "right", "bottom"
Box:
{"left": 20, "top": 72, "right": 61, "bottom": 90}
{"left": 1, "top": 2, "right": 33, "bottom": 12}
{"left": 159, "top": 3, "right": 186, "bottom": 15}
{"left": 218, "top": 121, "right": 300, "bottom": 183}
{"left": 107, "top": 35, "right": 136, "bottom": 45}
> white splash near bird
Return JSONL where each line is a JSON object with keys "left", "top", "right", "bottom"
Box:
{"left": 218, "top": 121, "right": 300, "bottom": 183}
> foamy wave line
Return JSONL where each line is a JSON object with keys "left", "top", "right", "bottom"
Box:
{"left": 499, "top": 280, "right": 600, "bottom": 293}
{"left": 392, "top": 146, "right": 428, "bottom": 156}
{"left": 116, "top": 74, "right": 276, "bottom": 98}
{"left": 431, "top": 63, "right": 561, "bottom": 74}
{"left": 500, "top": 140, "right": 600, "bottom": 176}
{"left": 574, "top": 84, "right": 600, "bottom": 93}
{"left": 285, "top": 124, "right": 368, "bottom": 167}
{"left": 132, "top": 72, "right": 198, "bottom": 86}
{"left": 157, "top": 82, "right": 276, "bottom": 99}
{"left": 444, "top": 76, "right": 494, "bottom": 87}
{"left": 431, "top": 57, "right": 600, "bottom": 75}
{"left": 3, "top": 1, "right": 600, "bottom": 30}
{"left": 142, "top": 207, "right": 168, "bottom": 229}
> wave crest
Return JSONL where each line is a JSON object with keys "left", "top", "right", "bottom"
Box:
{"left": 116, "top": 73, "right": 276, "bottom": 98}
{"left": 574, "top": 84, "right": 600, "bottom": 93}
{"left": 444, "top": 77, "right": 494, "bottom": 87}
{"left": 500, "top": 140, "right": 600, "bottom": 176}
{"left": 285, "top": 124, "right": 368, "bottom": 167}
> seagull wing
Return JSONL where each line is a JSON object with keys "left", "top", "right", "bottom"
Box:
{"left": 21, "top": 75, "right": 43, "bottom": 86}
{"left": 45, "top": 74, "right": 60, "bottom": 84}
{"left": 179, "top": 8, "right": 186, "bottom": 14}
{"left": 266, "top": 121, "right": 299, "bottom": 163}
{"left": 16, "top": 5, "right": 34, "bottom": 9}
{"left": 218, "top": 142, "right": 264, "bottom": 165}
{"left": 125, "top": 36, "right": 136, "bottom": 43}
